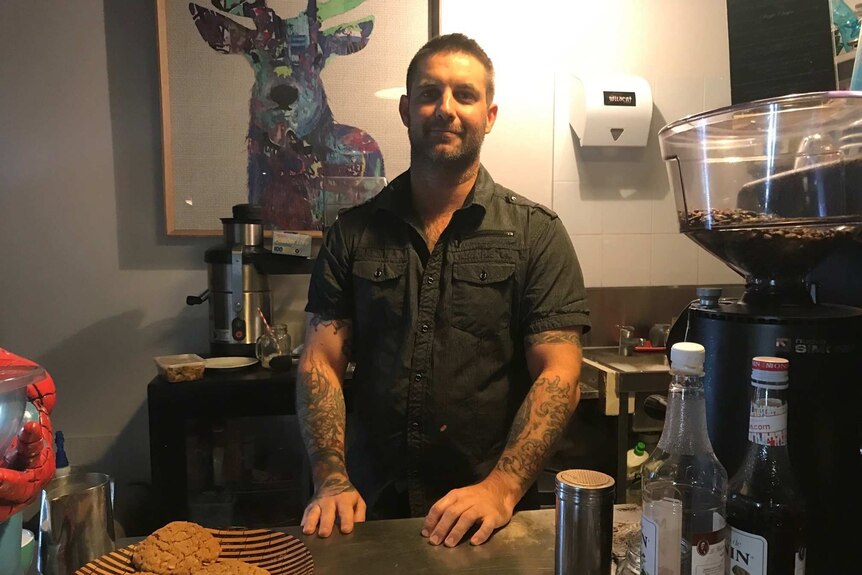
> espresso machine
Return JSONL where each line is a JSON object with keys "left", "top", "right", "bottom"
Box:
{"left": 660, "top": 92, "right": 862, "bottom": 573}
{"left": 187, "top": 204, "right": 272, "bottom": 357}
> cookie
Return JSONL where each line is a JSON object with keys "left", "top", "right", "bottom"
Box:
{"left": 132, "top": 521, "right": 221, "bottom": 575}
{"left": 193, "top": 559, "right": 270, "bottom": 575}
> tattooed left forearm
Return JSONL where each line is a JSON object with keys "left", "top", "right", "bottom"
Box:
{"left": 495, "top": 374, "right": 577, "bottom": 489}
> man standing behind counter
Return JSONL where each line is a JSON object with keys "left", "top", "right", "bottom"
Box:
{"left": 297, "top": 33, "right": 590, "bottom": 547}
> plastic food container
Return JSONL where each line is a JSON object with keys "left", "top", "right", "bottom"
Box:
{"left": 153, "top": 354, "right": 205, "bottom": 382}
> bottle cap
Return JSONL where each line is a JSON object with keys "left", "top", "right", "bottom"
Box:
{"left": 751, "top": 356, "right": 789, "bottom": 385}
{"left": 669, "top": 341, "right": 705, "bottom": 375}
{"left": 634, "top": 441, "right": 646, "bottom": 456}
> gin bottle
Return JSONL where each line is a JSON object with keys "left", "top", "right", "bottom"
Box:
{"left": 727, "top": 357, "right": 806, "bottom": 574}
{"left": 641, "top": 342, "right": 727, "bottom": 575}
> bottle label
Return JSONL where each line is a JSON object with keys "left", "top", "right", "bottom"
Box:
{"left": 729, "top": 526, "right": 767, "bottom": 574}
{"left": 642, "top": 497, "right": 682, "bottom": 574}
{"left": 691, "top": 527, "right": 726, "bottom": 574}
{"left": 795, "top": 548, "right": 806, "bottom": 574}
{"left": 748, "top": 399, "right": 787, "bottom": 446}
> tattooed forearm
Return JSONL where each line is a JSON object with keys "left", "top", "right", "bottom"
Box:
{"left": 525, "top": 329, "right": 582, "bottom": 348}
{"left": 309, "top": 315, "right": 353, "bottom": 360}
{"left": 296, "top": 359, "right": 348, "bottom": 485}
{"left": 495, "top": 374, "right": 577, "bottom": 489}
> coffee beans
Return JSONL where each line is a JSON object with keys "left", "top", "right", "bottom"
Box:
{"left": 681, "top": 208, "right": 856, "bottom": 278}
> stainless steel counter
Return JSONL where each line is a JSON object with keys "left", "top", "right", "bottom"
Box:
{"left": 279, "top": 506, "right": 641, "bottom": 574}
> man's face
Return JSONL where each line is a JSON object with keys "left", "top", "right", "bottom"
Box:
{"left": 399, "top": 51, "right": 498, "bottom": 168}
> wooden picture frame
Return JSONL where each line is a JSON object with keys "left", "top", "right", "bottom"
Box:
{"left": 156, "top": 0, "right": 439, "bottom": 236}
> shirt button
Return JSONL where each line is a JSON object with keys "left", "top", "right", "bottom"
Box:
{"left": 479, "top": 271, "right": 488, "bottom": 281}
{"left": 420, "top": 323, "right": 430, "bottom": 333}
{"left": 374, "top": 268, "right": 383, "bottom": 278}
{"left": 410, "top": 421, "right": 420, "bottom": 430}
{"left": 426, "top": 275, "right": 435, "bottom": 285}
{"left": 414, "top": 372, "right": 424, "bottom": 381}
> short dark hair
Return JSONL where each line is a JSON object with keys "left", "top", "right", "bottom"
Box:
{"left": 405, "top": 33, "right": 495, "bottom": 103}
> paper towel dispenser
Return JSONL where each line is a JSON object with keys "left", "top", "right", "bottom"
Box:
{"left": 569, "top": 74, "right": 653, "bottom": 147}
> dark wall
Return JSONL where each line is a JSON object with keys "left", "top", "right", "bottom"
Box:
{"left": 727, "top": 0, "right": 836, "bottom": 103}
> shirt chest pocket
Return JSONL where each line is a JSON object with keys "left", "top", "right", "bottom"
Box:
{"left": 450, "top": 262, "right": 516, "bottom": 335}
{"left": 352, "top": 260, "right": 409, "bottom": 330}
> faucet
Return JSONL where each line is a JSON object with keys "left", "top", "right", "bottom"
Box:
{"left": 617, "top": 325, "right": 645, "bottom": 356}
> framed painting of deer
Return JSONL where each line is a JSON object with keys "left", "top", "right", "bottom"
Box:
{"left": 156, "top": 0, "right": 439, "bottom": 236}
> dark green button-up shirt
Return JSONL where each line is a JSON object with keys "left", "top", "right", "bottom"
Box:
{"left": 306, "top": 166, "right": 591, "bottom": 516}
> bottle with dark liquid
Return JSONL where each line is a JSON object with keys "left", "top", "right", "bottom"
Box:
{"left": 727, "top": 357, "right": 806, "bottom": 574}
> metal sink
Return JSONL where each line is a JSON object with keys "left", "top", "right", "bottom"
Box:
{"left": 583, "top": 346, "right": 669, "bottom": 374}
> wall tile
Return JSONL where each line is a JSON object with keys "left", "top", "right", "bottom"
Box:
{"left": 553, "top": 73, "right": 581, "bottom": 183}
{"left": 601, "top": 234, "right": 652, "bottom": 287}
{"left": 651, "top": 192, "right": 679, "bottom": 234}
{"left": 653, "top": 76, "right": 705, "bottom": 128}
{"left": 650, "top": 234, "right": 699, "bottom": 285}
{"left": 697, "top": 248, "right": 746, "bottom": 285}
{"left": 571, "top": 234, "right": 603, "bottom": 288}
{"left": 601, "top": 199, "right": 653, "bottom": 234}
{"left": 553, "top": 180, "right": 603, "bottom": 234}
{"left": 704, "top": 75, "right": 732, "bottom": 112}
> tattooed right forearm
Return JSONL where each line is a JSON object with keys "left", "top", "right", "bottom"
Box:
{"left": 296, "top": 358, "right": 348, "bottom": 484}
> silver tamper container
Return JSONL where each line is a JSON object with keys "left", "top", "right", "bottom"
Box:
{"left": 554, "top": 469, "right": 615, "bottom": 575}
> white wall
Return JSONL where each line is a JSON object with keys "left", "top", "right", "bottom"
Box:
{"left": 441, "top": 0, "right": 744, "bottom": 288}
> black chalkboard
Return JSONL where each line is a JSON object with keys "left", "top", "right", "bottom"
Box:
{"left": 727, "top": 0, "right": 836, "bottom": 103}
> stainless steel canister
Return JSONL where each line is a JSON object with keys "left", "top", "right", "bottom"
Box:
{"left": 38, "top": 472, "right": 116, "bottom": 575}
{"left": 554, "top": 469, "right": 615, "bottom": 575}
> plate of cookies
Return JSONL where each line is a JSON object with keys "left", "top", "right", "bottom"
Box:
{"left": 75, "top": 521, "right": 313, "bottom": 575}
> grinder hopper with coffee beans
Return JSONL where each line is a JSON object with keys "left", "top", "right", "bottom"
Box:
{"left": 658, "top": 92, "right": 862, "bottom": 574}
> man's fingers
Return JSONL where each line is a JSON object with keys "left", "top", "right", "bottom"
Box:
{"left": 317, "top": 501, "right": 337, "bottom": 537}
{"left": 421, "top": 492, "right": 454, "bottom": 537}
{"left": 443, "top": 510, "right": 479, "bottom": 547}
{"left": 469, "top": 518, "right": 496, "bottom": 546}
{"left": 301, "top": 504, "right": 320, "bottom": 535}
{"left": 354, "top": 497, "right": 367, "bottom": 523}
{"left": 428, "top": 504, "right": 464, "bottom": 546}
{"left": 336, "top": 498, "right": 355, "bottom": 534}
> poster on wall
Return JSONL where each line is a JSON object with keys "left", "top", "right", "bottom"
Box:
{"left": 156, "top": 0, "right": 436, "bottom": 236}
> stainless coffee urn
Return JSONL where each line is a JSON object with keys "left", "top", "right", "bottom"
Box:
{"left": 188, "top": 204, "right": 272, "bottom": 357}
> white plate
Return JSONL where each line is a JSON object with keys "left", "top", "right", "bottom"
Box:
{"left": 205, "top": 356, "right": 258, "bottom": 369}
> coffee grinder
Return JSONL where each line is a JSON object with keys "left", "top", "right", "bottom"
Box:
{"left": 659, "top": 92, "right": 862, "bottom": 573}
{"left": 187, "top": 204, "right": 272, "bottom": 357}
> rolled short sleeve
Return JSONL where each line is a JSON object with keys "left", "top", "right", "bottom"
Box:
{"left": 521, "top": 215, "right": 591, "bottom": 334}
{"left": 305, "top": 219, "right": 353, "bottom": 319}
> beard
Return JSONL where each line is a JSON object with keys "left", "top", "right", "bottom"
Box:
{"left": 408, "top": 119, "right": 486, "bottom": 170}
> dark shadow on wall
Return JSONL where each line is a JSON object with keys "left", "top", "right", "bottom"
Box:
{"left": 102, "top": 0, "right": 212, "bottom": 271}
{"left": 32, "top": 306, "right": 208, "bottom": 535}
{"left": 570, "top": 107, "right": 669, "bottom": 202}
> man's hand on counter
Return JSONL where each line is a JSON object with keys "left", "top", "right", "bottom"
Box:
{"left": 300, "top": 475, "right": 367, "bottom": 537}
{"left": 421, "top": 472, "right": 519, "bottom": 547}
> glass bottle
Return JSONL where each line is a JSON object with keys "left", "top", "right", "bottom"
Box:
{"left": 727, "top": 357, "right": 806, "bottom": 575}
{"left": 625, "top": 440, "right": 649, "bottom": 504}
{"left": 640, "top": 342, "right": 728, "bottom": 575}
{"left": 255, "top": 323, "right": 292, "bottom": 370}
{"left": 617, "top": 529, "right": 642, "bottom": 574}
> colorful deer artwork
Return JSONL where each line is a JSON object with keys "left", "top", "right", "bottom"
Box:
{"left": 189, "top": 0, "right": 385, "bottom": 230}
